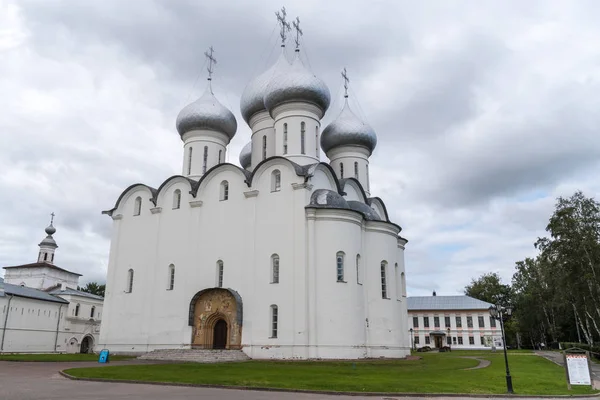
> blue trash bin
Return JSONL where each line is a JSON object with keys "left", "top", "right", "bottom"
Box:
{"left": 98, "top": 349, "right": 110, "bottom": 363}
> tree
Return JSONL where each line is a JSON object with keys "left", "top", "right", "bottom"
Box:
{"left": 78, "top": 282, "right": 105, "bottom": 298}
{"left": 464, "top": 272, "right": 511, "bottom": 306}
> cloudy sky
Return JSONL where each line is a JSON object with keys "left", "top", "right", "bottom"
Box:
{"left": 1, "top": 0, "right": 599, "bottom": 295}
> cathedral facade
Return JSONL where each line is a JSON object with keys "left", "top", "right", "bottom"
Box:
{"left": 99, "top": 17, "right": 409, "bottom": 359}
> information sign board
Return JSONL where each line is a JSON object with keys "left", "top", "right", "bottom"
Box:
{"left": 566, "top": 354, "right": 591, "bottom": 386}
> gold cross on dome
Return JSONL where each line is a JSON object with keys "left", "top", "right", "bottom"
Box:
{"left": 204, "top": 46, "right": 217, "bottom": 81}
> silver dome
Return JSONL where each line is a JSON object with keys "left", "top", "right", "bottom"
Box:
{"left": 39, "top": 235, "right": 57, "bottom": 248}
{"left": 240, "top": 52, "right": 290, "bottom": 124}
{"left": 176, "top": 86, "right": 237, "bottom": 139}
{"left": 264, "top": 52, "right": 331, "bottom": 114}
{"left": 321, "top": 102, "right": 377, "bottom": 154}
{"left": 239, "top": 142, "right": 252, "bottom": 169}
{"left": 45, "top": 223, "right": 56, "bottom": 235}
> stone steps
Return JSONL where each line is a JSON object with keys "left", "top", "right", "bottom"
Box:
{"left": 138, "top": 348, "right": 250, "bottom": 363}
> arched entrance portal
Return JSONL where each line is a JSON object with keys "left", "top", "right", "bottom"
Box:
{"left": 189, "top": 288, "right": 242, "bottom": 349}
{"left": 80, "top": 336, "right": 93, "bottom": 354}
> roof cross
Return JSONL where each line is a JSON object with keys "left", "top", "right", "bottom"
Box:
{"left": 342, "top": 68, "right": 350, "bottom": 98}
{"left": 204, "top": 46, "right": 217, "bottom": 81}
{"left": 292, "top": 17, "right": 303, "bottom": 51}
{"left": 275, "top": 7, "right": 291, "bottom": 47}
{"left": 50, "top": 212, "right": 55, "bottom": 225}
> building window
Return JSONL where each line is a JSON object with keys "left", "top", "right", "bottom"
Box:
{"left": 271, "top": 170, "right": 281, "bottom": 192}
{"left": 425, "top": 337, "right": 430, "bottom": 345}
{"left": 270, "top": 305, "right": 278, "bottom": 338}
{"left": 445, "top": 316, "right": 451, "bottom": 328}
{"left": 467, "top": 316, "right": 473, "bottom": 328}
{"left": 424, "top": 316, "right": 430, "bottom": 328}
{"left": 456, "top": 316, "right": 462, "bottom": 328}
{"left": 434, "top": 316, "right": 440, "bottom": 328}
{"left": 44, "top": 253, "right": 48, "bottom": 261}
{"left": 354, "top": 162, "right": 359, "bottom": 179}
{"left": 51, "top": 253, "right": 54, "bottom": 262}
{"left": 203, "top": 146, "right": 208, "bottom": 174}
{"left": 480, "top": 336, "right": 486, "bottom": 345}
{"left": 220, "top": 180, "right": 229, "bottom": 201}
{"left": 173, "top": 189, "right": 181, "bottom": 209}
{"left": 75, "top": 303, "right": 80, "bottom": 317}
{"left": 380, "top": 261, "right": 388, "bottom": 298}
{"left": 283, "top": 123, "right": 288, "bottom": 154}
{"left": 187, "top": 147, "right": 193, "bottom": 175}
{"left": 340, "top": 162, "right": 344, "bottom": 178}
{"left": 356, "top": 254, "right": 362, "bottom": 284}
{"left": 366, "top": 164, "right": 370, "bottom": 191}
{"left": 133, "top": 196, "right": 142, "bottom": 216}
{"left": 217, "top": 260, "right": 224, "bottom": 288}
{"left": 453, "top": 337, "right": 457, "bottom": 345}
{"left": 469, "top": 336, "right": 475, "bottom": 345}
{"left": 126, "top": 269, "right": 134, "bottom": 293}
{"left": 271, "top": 254, "right": 279, "bottom": 284}
{"left": 90, "top": 306, "right": 95, "bottom": 318}
{"left": 262, "top": 135, "right": 267, "bottom": 160}
{"left": 336, "top": 252, "right": 345, "bottom": 282}
{"left": 315, "top": 126, "right": 319, "bottom": 155}
{"left": 447, "top": 336, "right": 452, "bottom": 345}
{"left": 490, "top": 316, "right": 497, "bottom": 328}
{"left": 218, "top": 149, "right": 222, "bottom": 164}
{"left": 478, "top": 316, "right": 485, "bottom": 328}
{"left": 414, "top": 336, "right": 420, "bottom": 345}
{"left": 458, "top": 337, "right": 464, "bottom": 345}
{"left": 300, "top": 122, "right": 305, "bottom": 154}
{"left": 413, "top": 316, "right": 419, "bottom": 328}
{"left": 168, "top": 264, "right": 175, "bottom": 290}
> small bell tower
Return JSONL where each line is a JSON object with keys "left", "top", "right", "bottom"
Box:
{"left": 38, "top": 213, "right": 58, "bottom": 264}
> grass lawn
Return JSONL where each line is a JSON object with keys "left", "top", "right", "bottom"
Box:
{"left": 64, "top": 351, "right": 597, "bottom": 395}
{"left": 0, "top": 353, "right": 135, "bottom": 362}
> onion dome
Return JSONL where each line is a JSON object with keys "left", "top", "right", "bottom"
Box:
{"left": 239, "top": 142, "right": 252, "bottom": 169}
{"left": 320, "top": 102, "right": 377, "bottom": 154}
{"left": 176, "top": 86, "right": 237, "bottom": 139}
{"left": 39, "top": 223, "right": 58, "bottom": 249}
{"left": 45, "top": 223, "right": 56, "bottom": 235}
{"left": 264, "top": 52, "right": 331, "bottom": 114}
{"left": 240, "top": 52, "right": 290, "bottom": 124}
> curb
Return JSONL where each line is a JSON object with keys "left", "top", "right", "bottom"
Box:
{"left": 58, "top": 371, "right": 600, "bottom": 398}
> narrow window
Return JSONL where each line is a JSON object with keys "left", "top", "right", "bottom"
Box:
{"left": 401, "top": 272, "right": 406, "bottom": 298}
{"left": 217, "top": 260, "right": 224, "bottom": 288}
{"left": 271, "top": 170, "right": 281, "bottom": 192}
{"left": 127, "top": 269, "right": 134, "bottom": 293}
{"left": 356, "top": 254, "right": 362, "bottom": 284}
{"left": 336, "top": 252, "right": 345, "bottom": 282}
{"left": 168, "top": 264, "right": 175, "bottom": 290}
{"left": 453, "top": 337, "right": 457, "bottom": 345}
{"left": 445, "top": 316, "right": 451, "bottom": 328}
{"left": 315, "top": 126, "right": 319, "bottom": 155}
{"left": 51, "top": 253, "right": 54, "bottom": 262}
{"left": 458, "top": 337, "right": 464, "bottom": 345}
{"left": 75, "top": 304, "right": 80, "bottom": 317}
{"left": 271, "top": 254, "right": 280, "bottom": 283}
{"left": 448, "top": 336, "right": 452, "bottom": 345}
{"left": 133, "top": 196, "right": 142, "bottom": 216}
{"left": 467, "top": 316, "right": 473, "bottom": 328}
{"left": 262, "top": 135, "right": 267, "bottom": 160}
{"left": 283, "top": 123, "right": 288, "bottom": 154}
{"left": 380, "top": 261, "right": 388, "bottom": 298}
{"left": 340, "top": 163, "right": 344, "bottom": 178}
{"left": 481, "top": 336, "right": 486, "bottom": 345}
{"left": 413, "top": 316, "right": 419, "bottom": 328}
{"left": 173, "top": 189, "right": 181, "bottom": 209}
{"left": 187, "top": 147, "right": 193, "bottom": 175}
{"left": 44, "top": 253, "right": 48, "bottom": 261}
{"left": 456, "top": 316, "right": 462, "bottom": 328}
{"left": 203, "top": 146, "right": 208, "bottom": 174}
{"left": 354, "top": 162, "right": 359, "bottom": 179}
{"left": 270, "top": 305, "right": 278, "bottom": 338}
{"left": 424, "top": 316, "right": 430, "bottom": 327}
{"left": 218, "top": 149, "right": 222, "bottom": 164}
{"left": 300, "top": 122, "right": 305, "bottom": 154}
{"left": 90, "top": 306, "right": 95, "bottom": 318}
{"left": 366, "top": 164, "right": 370, "bottom": 190}
{"left": 478, "top": 316, "right": 485, "bottom": 328}
{"left": 414, "top": 336, "right": 420, "bottom": 345}
{"left": 469, "top": 336, "right": 475, "bottom": 345}
{"left": 395, "top": 263, "right": 400, "bottom": 300}
{"left": 220, "top": 180, "right": 229, "bottom": 201}
{"left": 425, "top": 337, "right": 430, "bottom": 345}
{"left": 490, "top": 316, "right": 497, "bottom": 328}
{"left": 434, "top": 316, "right": 440, "bottom": 328}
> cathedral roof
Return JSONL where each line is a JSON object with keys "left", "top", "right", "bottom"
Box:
{"left": 176, "top": 85, "right": 237, "bottom": 139}
{"left": 0, "top": 278, "right": 69, "bottom": 304}
{"left": 321, "top": 101, "right": 377, "bottom": 154}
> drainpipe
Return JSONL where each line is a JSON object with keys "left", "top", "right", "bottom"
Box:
{"left": 54, "top": 304, "right": 63, "bottom": 352}
{"left": 1, "top": 295, "right": 14, "bottom": 352}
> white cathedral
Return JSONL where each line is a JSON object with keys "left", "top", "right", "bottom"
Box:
{"left": 99, "top": 12, "right": 410, "bottom": 359}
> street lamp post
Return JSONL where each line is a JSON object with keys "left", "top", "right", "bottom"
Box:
{"left": 409, "top": 328, "right": 414, "bottom": 351}
{"left": 489, "top": 305, "right": 513, "bottom": 394}
{"left": 447, "top": 327, "right": 451, "bottom": 350}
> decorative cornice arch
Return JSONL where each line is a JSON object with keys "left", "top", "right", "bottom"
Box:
{"left": 102, "top": 183, "right": 157, "bottom": 217}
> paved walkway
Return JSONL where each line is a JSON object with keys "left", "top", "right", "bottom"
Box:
{"left": 460, "top": 356, "right": 491, "bottom": 370}
{"left": 536, "top": 351, "right": 600, "bottom": 389}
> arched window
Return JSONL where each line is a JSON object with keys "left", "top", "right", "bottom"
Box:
{"left": 283, "top": 123, "right": 288, "bottom": 154}
{"left": 336, "top": 252, "right": 345, "bottom": 282}
{"left": 380, "top": 261, "right": 388, "bottom": 299}
{"left": 315, "top": 126, "right": 319, "bottom": 156}
{"left": 271, "top": 254, "right": 280, "bottom": 283}
{"left": 262, "top": 135, "right": 267, "bottom": 160}
{"left": 187, "top": 147, "right": 193, "bottom": 175}
{"left": 127, "top": 269, "right": 134, "bottom": 293}
{"left": 51, "top": 253, "right": 54, "bottom": 262}
{"left": 270, "top": 305, "right": 278, "bottom": 338}
{"left": 44, "top": 253, "right": 48, "bottom": 261}
{"left": 395, "top": 263, "right": 400, "bottom": 300}
{"left": 203, "top": 146, "right": 208, "bottom": 174}
{"left": 366, "top": 164, "right": 370, "bottom": 191}
{"left": 168, "top": 264, "right": 175, "bottom": 290}
{"left": 75, "top": 303, "right": 80, "bottom": 317}
{"left": 217, "top": 260, "right": 224, "bottom": 288}
{"left": 90, "top": 306, "right": 95, "bottom": 318}
{"left": 356, "top": 254, "right": 362, "bottom": 284}
{"left": 271, "top": 170, "right": 281, "bottom": 192}
{"left": 300, "top": 122, "right": 306, "bottom": 154}
{"left": 173, "top": 189, "right": 181, "bottom": 209}
{"left": 354, "top": 162, "right": 359, "bottom": 179}
{"left": 401, "top": 271, "right": 406, "bottom": 298}
{"left": 220, "top": 180, "right": 229, "bottom": 201}
{"left": 340, "top": 163, "right": 344, "bottom": 179}
{"left": 133, "top": 196, "right": 142, "bottom": 216}
{"left": 218, "top": 149, "right": 222, "bottom": 164}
